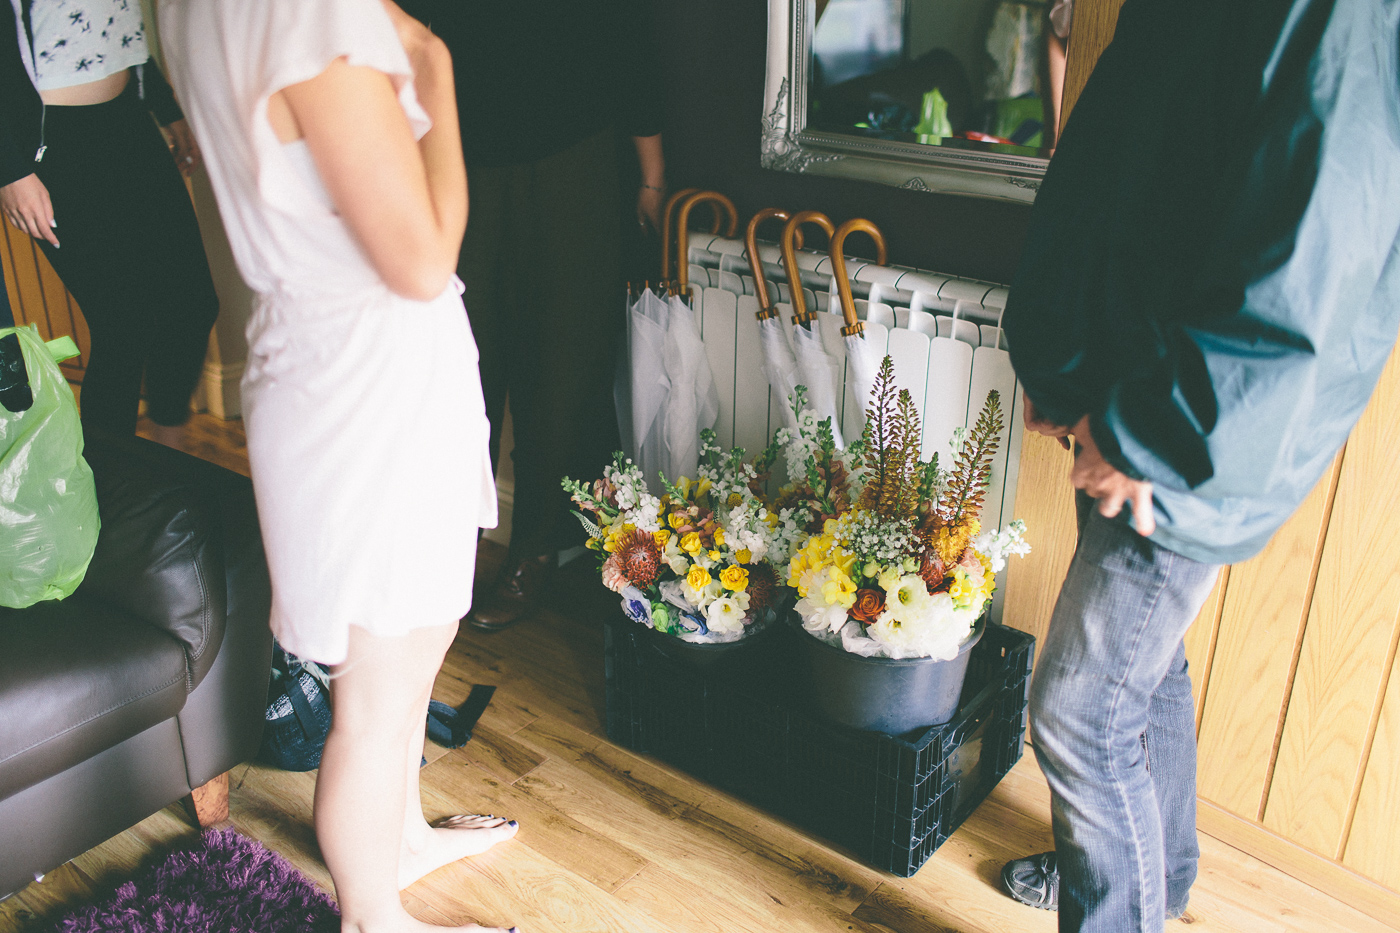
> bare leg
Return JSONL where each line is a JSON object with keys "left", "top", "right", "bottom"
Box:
{"left": 399, "top": 653, "right": 517, "bottom": 890}
{"left": 317, "top": 623, "right": 517, "bottom": 933}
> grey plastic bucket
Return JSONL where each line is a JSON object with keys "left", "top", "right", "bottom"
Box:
{"left": 801, "top": 616, "right": 986, "bottom": 735}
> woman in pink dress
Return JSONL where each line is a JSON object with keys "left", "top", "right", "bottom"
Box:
{"left": 158, "top": 0, "right": 518, "bottom": 929}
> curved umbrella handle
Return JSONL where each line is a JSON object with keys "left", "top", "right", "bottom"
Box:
{"left": 676, "top": 191, "right": 738, "bottom": 298}
{"left": 744, "top": 208, "right": 804, "bottom": 320}
{"left": 829, "top": 218, "right": 889, "bottom": 336}
{"left": 781, "top": 210, "right": 835, "bottom": 326}
{"left": 661, "top": 187, "right": 699, "bottom": 288}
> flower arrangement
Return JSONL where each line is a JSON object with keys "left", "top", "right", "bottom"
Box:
{"left": 784, "top": 356, "right": 1029, "bottom": 660}
{"left": 562, "top": 432, "right": 804, "bottom": 643}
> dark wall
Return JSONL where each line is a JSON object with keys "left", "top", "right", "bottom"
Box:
{"left": 653, "top": 0, "right": 1033, "bottom": 285}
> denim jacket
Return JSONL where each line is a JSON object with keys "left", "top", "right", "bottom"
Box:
{"left": 1004, "top": 0, "right": 1400, "bottom": 564}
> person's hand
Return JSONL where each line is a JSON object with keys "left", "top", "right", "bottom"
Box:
{"left": 1070, "top": 414, "right": 1156, "bottom": 536}
{"left": 164, "top": 119, "right": 201, "bottom": 176}
{"left": 1, "top": 174, "right": 59, "bottom": 247}
{"left": 1023, "top": 390, "right": 1072, "bottom": 450}
{"left": 636, "top": 184, "right": 664, "bottom": 234}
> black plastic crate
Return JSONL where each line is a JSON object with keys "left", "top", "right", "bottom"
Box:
{"left": 603, "top": 619, "right": 1034, "bottom": 876}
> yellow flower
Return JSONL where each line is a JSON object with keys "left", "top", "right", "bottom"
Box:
{"left": 765, "top": 512, "right": 780, "bottom": 528}
{"left": 668, "top": 512, "right": 687, "bottom": 530}
{"left": 728, "top": 492, "right": 744, "bottom": 508}
{"left": 720, "top": 565, "right": 749, "bottom": 592}
{"left": 821, "top": 567, "right": 858, "bottom": 609}
{"left": 681, "top": 532, "right": 703, "bottom": 555}
{"left": 695, "top": 477, "right": 712, "bottom": 498}
{"left": 831, "top": 547, "right": 857, "bottom": 576}
{"left": 686, "top": 565, "right": 712, "bottom": 591}
{"left": 735, "top": 548, "right": 752, "bottom": 565}
{"left": 654, "top": 529, "right": 672, "bottom": 547}
{"left": 708, "top": 550, "right": 723, "bottom": 562}
{"left": 949, "top": 572, "right": 975, "bottom": 606}
{"left": 712, "top": 528, "right": 725, "bottom": 547}
{"left": 603, "top": 523, "right": 636, "bottom": 553}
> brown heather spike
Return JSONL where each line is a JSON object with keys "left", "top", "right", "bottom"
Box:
{"left": 939, "top": 390, "right": 1003, "bottom": 526}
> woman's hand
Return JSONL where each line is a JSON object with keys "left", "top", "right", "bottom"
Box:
{"left": 0, "top": 174, "right": 59, "bottom": 248}
{"left": 636, "top": 184, "right": 664, "bottom": 233}
{"left": 164, "top": 119, "right": 202, "bottom": 176}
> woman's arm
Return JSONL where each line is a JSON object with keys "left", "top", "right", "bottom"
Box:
{"left": 267, "top": 7, "right": 466, "bottom": 301}
{"left": 632, "top": 133, "right": 664, "bottom": 233}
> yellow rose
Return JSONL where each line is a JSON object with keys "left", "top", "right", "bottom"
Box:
{"left": 708, "top": 550, "right": 723, "bottom": 562}
{"left": 681, "top": 532, "right": 703, "bottom": 555}
{"left": 712, "top": 528, "right": 725, "bottom": 547}
{"left": 720, "top": 565, "right": 749, "bottom": 592}
{"left": 668, "top": 512, "right": 687, "bottom": 530}
{"left": 686, "top": 565, "right": 712, "bottom": 591}
{"left": 735, "top": 548, "right": 752, "bottom": 565}
{"left": 654, "top": 529, "right": 672, "bottom": 547}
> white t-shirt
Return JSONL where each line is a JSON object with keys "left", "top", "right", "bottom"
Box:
{"left": 29, "top": 0, "right": 149, "bottom": 90}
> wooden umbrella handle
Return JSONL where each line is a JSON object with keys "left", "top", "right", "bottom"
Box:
{"left": 660, "top": 187, "right": 700, "bottom": 288}
{"left": 675, "top": 191, "right": 738, "bottom": 298}
{"left": 829, "top": 218, "right": 888, "bottom": 336}
{"left": 745, "top": 208, "right": 804, "bottom": 319}
{"left": 781, "top": 210, "right": 835, "bottom": 325}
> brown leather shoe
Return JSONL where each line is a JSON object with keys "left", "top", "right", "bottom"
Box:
{"left": 467, "top": 553, "right": 556, "bottom": 632}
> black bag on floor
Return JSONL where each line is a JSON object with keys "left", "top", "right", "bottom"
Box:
{"left": 258, "top": 644, "right": 332, "bottom": 771}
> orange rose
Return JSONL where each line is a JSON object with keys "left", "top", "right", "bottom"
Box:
{"left": 850, "top": 588, "right": 886, "bottom": 624}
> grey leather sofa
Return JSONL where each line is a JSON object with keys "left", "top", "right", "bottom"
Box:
{"left": 0, "top": 431, "right": 273, "bottom": 899}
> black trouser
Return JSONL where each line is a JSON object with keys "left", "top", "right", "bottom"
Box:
{"left": 35, "top": 79, "right": 219, "bottom": 434}
{"left": 460, "top": 131, "right": 624, "bottom": 560}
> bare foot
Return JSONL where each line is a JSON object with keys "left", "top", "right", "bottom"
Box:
{"left": 398, "top": 814, "right": 518, "bottom": 889}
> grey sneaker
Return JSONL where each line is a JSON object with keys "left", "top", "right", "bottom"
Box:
{"left": 1001, "top": 851, "right": 1058, "bottom": 910}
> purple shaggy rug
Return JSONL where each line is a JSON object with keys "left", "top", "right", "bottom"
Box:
{"left": 40, "top": 829, "right": 339, "bottom": 933}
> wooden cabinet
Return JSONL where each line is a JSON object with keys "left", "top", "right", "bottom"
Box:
{"left": 1001, "top": 2, "right": 1400, "bottom": 927}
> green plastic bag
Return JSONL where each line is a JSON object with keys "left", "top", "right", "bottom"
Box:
{"left": 0, "top": 325, "right": 99, "bottom": 608}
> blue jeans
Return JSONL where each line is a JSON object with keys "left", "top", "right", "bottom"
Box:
{"left": 1031, "top": 510, "right": 1220, "bottom": 932}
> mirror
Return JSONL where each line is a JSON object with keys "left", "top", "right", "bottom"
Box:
{"left": 763, "top": 0, "right": 1058, "bottom": 202}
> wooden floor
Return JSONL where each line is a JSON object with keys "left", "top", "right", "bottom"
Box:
{"left": 0, "top": 413, "right": 1389, "bottom": 933}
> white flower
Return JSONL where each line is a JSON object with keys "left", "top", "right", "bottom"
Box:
{"left": 706, "top": 594, "right": 750, "bottom": 635}
{"left": 881, "top": 573, "right": 930, "bottom": 623}
{"left": 865, "top": 592, "right": 978, "bottom": 660}
{"left": 973, "top": 519, "right": 1031, "bottom": 573}
{"left": 796, "top": 596, "right": 849, "bottom": 635}
{"left": 684, "top": 577, "right": 724, "bottom": 610}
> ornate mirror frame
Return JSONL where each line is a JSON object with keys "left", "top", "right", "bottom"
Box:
{"left": 762, "top": 0, "right": 1048, "bottom": 203}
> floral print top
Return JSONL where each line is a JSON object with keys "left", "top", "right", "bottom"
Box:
{"left": 29, "top": 0, "right": 148, "bottom": 91}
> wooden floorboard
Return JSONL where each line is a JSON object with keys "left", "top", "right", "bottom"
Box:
{"left": 0, "top": 412, "right": 1390, "bottom": 932}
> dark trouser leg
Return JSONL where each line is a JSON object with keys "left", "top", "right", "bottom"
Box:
{"left": 35, "top": 84, "right": 219, "bottom": 435}
{"left": 462, "top": 132, "right": 623, "bottom": 564}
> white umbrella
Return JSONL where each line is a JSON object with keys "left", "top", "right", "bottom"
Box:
{"left": 828, "top": 218, "right": 890, "bottom": 442}
{"left": 672, "top": 191, "right": 740, "bottom": 450}
{"left": 745, "top": 207, "right": 804, "bottom": 436}
{"left": 621, "top": 285, "right": 672, "bottom": 490}
{"left": 662, "top": 291, "right": 720, "bottom": 482}
{"left": 781, "top": 211, "right": 846, "bottom": 447}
